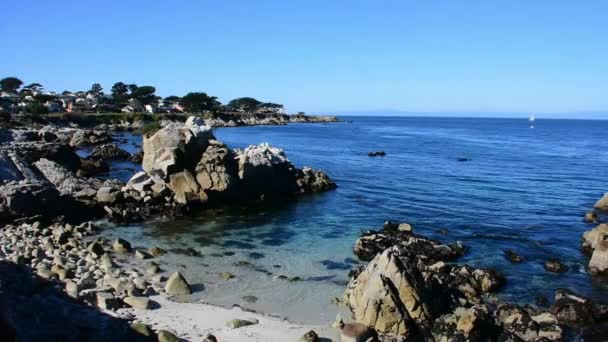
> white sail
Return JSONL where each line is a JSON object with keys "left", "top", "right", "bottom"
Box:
{"left": 529, "top": 114, "right": 535, "bottom": 122}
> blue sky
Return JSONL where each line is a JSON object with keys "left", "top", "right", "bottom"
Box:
{"left": 2, "top": 1, "right": 607, "bottom": 117}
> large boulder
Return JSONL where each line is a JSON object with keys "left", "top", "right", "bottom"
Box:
{"left": 194, "top": 140, "right": 238, "bottom": 198}
{"left": 165, "top": 272, "right": 192, "bottom": 295}
{"left": 295, "top": 167, "right": 337, "bottom": 194}
{"left": 142, "top": 117, "right": 214, "bottom": 178}
{"left": 343, "top": 225, "right": 506, "bottom": 340}
{"left": 168, "top": 170, "right": 206, "bottom": 205}
{"left": 551, "top": 289, "right": 608, "bottom": 327}
{"left": 582, "top": 224, "right": 608, "bottom": 274}
{"left": 343, "top": 247, "right": 431, "bottom": 336}
{"left": 0, "top": 181, "right": 62, "bottom": 219}
{"left": 235, "top": 143, "right": 300, "bottom": 196}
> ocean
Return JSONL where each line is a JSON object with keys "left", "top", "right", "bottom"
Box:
{"left": 99, "top": 116, "right": 608, "bottom": 324}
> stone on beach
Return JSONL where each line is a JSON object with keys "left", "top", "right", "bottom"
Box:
{"left": 226, "top": 318, "right": 259, "bottom": 329}
{"left": 112, "top": 238, "right": 132, "bottom": 254}
{"left": 165, "top": 272, "right": 192, "bottom": 295}
{"left": 97, "top": 292, "right": 121, "bottom": 310}
{"left": 339, "top": 321, "right": 378, "bottom": 342}
{"left": 123, "top": 296, "right": 152, "bottom": 310}
{"left": 157, "top": 330, "right": 179, "bottom": 342}
{"left": 130, "top": 322, "right": 155, "bottom": 338}
{"left": 300, "top": 330, "right": 320, "bottom": 342}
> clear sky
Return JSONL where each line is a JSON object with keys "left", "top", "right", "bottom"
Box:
{"left": 2, "top": 1, "right": 607, "bottom": 117}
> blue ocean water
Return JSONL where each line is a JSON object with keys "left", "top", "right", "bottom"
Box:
{"left": 102, "top": 116, "right": 608, "bottom": 324}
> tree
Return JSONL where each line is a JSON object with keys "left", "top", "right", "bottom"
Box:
{"left": 131, "top": 86, "right": 156, "bottom": 105}
{"left": 25, "top": 102, "right": 48, "bottom": 115}
{"left": 111, "top": 82, "right": 129, "bottom": 104}
{"left": 0, "top": 77, "right": 23, "bottom": 93}
{"left": 180, "top": 92, "right": 221, "bottom": 113}
{"left": 24, "top": 83, "right": 43, "bottom": 92}
{"left": 227, "top": 97, "right": 261, "bottom": 112}
{"left": 164, "top": 95, "right": 181, "bottom": 104}
{"left": 34, "top": 94, "right": 57, "bottom": 103}
{"left": 128, "top": 84, "right": 138, "bottom": 95}
{"left": 90, "top": 83, "right": 103, "bottom": 95}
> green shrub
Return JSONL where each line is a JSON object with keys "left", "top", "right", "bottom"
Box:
{"left": 140, "top": 121, "right": 161, "bottom": 137}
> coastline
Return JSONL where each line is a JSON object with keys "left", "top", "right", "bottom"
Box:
{"left": 1, "top": 115, "right": 607, "bottom": 341}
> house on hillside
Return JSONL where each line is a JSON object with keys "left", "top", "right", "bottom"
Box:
{"left": 256, "top": 103, "right": 285, "bottom": 114}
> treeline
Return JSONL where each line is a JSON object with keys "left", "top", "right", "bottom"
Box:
{"left": 0, "top": 76, "right": 287, "bottom": 115}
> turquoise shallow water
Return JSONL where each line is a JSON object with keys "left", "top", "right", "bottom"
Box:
{"left": 101, "top": 116, "right": 608, "bottom": 324}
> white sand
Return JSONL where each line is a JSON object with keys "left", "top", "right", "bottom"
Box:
{"left": 120, "top": 295, "right": 341, "bottom": 341}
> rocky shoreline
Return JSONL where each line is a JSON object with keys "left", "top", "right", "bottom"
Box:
{"left": 1, "top": 113, "right": 608, "bottom": 341}
{"left": 43, "top": 112, "right": 339, "bottom": 131}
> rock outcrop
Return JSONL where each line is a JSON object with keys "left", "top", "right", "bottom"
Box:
{"left": 127, "top": 116, "right": 336, "bottom": 207}
{"left": 593, "top": 193, "right": 608, "bottom": 212}
{"left": 582, "top": 224, "right": 608, "bottom": 274}
{"left": 142, "top": 117, "right": 214, "bottom": 178}
{"left": 353, "top": 226, "right": 465, "bottom": 262}
{"left": 342, "top": 223, "right": 583, "bottom": 341}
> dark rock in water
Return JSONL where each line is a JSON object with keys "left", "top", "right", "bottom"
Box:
{"left": 343, "top": 257, "right": 359, "bottom": 264}
{"left": 494, "top": 303, "right": 562, "bottom": 341}
{"left": 129, "top": 149, "right": 144, "bottom": 164}
{"left": 233, "top": 261, "right": 254, "bottom": 267}
{"left": 368, "top": 151, "right": 386, "bottom": 157}
{"left": 169, "top": 247, "right": 201, "bottom": 257}
{"left": 582, "top": 322, "right": 608, "bottom": 341}
{"left": 584, "top": 211, "right": 598, "bottom": 223}
{"left": 504, "top": 249, "right": 524, "bottom": 263}
{"left": 536, "top": 296, "right": 550, "bottom": 307}
{"left": 248, "top": 252, "right": 265, "bottom": 259}
{"left": 551, "top": 289, "right": 608, "bottom": 327}
{"left": 319, "top": 260, "right": 352, "bottom": 270}
{"left": 353, "top": 226, "right": 465, "bottom": 262}
{"left": 87, "top": 143, "right": 131, "bottom": 161}
{"left": 77, "top": 159, "right": 109, "bottom": 177}
{"left": 545, "top": 259, "right": 568, "bottom": 273}
{"left": 242, "top": 295, "right": 258, "bottom": 303}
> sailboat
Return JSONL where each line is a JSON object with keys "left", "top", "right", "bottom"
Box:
{"left": 529, "top": 114, "right": 535, "bottom": 128}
